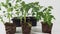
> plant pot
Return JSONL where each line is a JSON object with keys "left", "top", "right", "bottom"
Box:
{"left": 21, "top": 23, "right": 31, "bottom": 34}
{"left": 5, "top": 23, "right": 16, "bottom": 34}
{"left": 26, "top": 17, "right": 37, "bottom": 26}
{"left": 12, "top": 17, "right": 37, "bottom": 27}
{"left": 41, "top": 22, "right": 53, "bottom": 34}
{"left": 12, "top": 17, "right": 21, "bottom": 27}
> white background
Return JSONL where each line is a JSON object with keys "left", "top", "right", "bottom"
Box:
{"left": 0, "top": 0, "right": 60, "bottom": 34}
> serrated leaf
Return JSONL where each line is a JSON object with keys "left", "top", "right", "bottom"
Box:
{"left": 40, "top": 6, "right": 43, "bottom": 9}
{"left": 50, "top": 15, "right": 55, "bottom": 19}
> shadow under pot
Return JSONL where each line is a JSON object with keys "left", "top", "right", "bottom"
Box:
{"left": 4, "top": 22, "right": 16, "bottom": 34}
{"left": 41, "top": 22, "right": 53, "bottom": 34}
{"left": 21, "top": 23, "right": 31, "bottom": 34}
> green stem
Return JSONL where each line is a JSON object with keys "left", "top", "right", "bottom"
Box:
{"left": 24, "top": 10, "right": 26, "bottom": 23}
{"left": 9, "top": 17, "right": 10, "bottom": 23}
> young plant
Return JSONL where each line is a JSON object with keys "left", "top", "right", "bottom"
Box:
{"left": 0, "top": 0, "right": 13, "bottom": 23}
{"left": 20, "top": 1, "right": 43, "bottom": 26}
{"left": 12, "top": 0, "right": 43, "bottom": 27}
{"left": 41, "top": 6, "right": 55, "bottom": 26}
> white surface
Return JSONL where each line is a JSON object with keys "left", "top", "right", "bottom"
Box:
{"left": 0, "top": 22, "right": 6, "bottom": 34}
{"left": 15, "top": 33, "right": 49, "bottom": 34}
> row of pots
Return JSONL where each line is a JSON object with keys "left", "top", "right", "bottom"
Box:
{"left": 4, "top": 17, "right": 52, "bottom": 34}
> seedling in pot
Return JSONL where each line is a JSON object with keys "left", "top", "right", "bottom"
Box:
{"left": 0, "top": 0, "right": 16, "bottom": 33}
{"left": 0, "top": 0, "right": 14, "bottom": 23}
{"left": 41, "top": 6, "right": 55, "bottom": 26}
{"left": 39, "top": 6, "right": 55, "bottom": 33}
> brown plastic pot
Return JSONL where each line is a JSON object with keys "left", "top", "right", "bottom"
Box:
{"left": 5, "top": 23, "right": 16, "bottom": 34}
{"left": 41, "top": 22, "right": 53, "bottom": 34}
{"left": 21, "top": 23, "right": 31, "bottom": 34}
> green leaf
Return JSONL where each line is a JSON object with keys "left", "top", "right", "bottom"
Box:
{"left": 1, "top": 2, "right": 8, "bottom": 8}
{"left": 43, "top": 8, "right": 47, "bottom": 12}
{"left": 0, "top": 7, "right": 1, "bottom": 10}
{"left": 47, "top": 21, "right": 51, "bottom": 26}
{"left": 7, "top": 7, "right": 13, "bottom": 12}
{"left": 0, "top": 16, "right": 4, "bottom": 23}
{"left": 16, "top": 0, "right": 22, "bottom": 3}
{"left": 36, "top": 15, "right": 41, "bottom": 21}
{"left": 24, "top": 5, "right": 30, "bottom": 13}
{"left": 48, "top": 9, "right": 51, "bottom": 11}
{"left": 14, "top": 4, "right": 19, "bottom": 9}
{"left": 48, "top": 6, "right": 53, "bottom": 9}
{"left": 6, "top": 0, "right": 9, "bottom": 4}
{"left": 1, "top": 19, "right": 3, "bottom": 22}
{"left": 50, "top": 15, "right": 55, "bottom": 19}
{"left": 32, "top": 12, "right": 35, "bottom": 15}
{"left": 34, "top": 2, "right": 39, "bottom": 5}
{"left": 36, "top": 12, "right": 41, "bottom": 21}
{"left": 1, "top": 2, "right": 4, "bottom": 6}
{"left": 16, "top": 11, "right": 20, "bottom": 15}
{"left": 7, "top": 13, "right": 12, "bottom": 18}
{"left": 21, "top": 1, "right": 25, "bottom": 6}
{"left": 8, "top": 3, "right": 12, "bottom": 7}
{"left": 32, "top": 7, "right": 39, "bottom": 12}
{"left": 38, "top": 12, "right": 43, "bottom": 16}
{"left": 15, "top": 9, "right": 19, "bottom": 11}
{"left": 40, "top": 6, "right": 43, "bottom": 9}
{"left": 0, "top": 16, "right": 2, "bottom": 19}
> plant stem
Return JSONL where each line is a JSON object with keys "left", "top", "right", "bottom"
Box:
{"left": 24, "top": 10, "right": 26, "bottom": 23}
{"left": 9, "top": 17, "right": 10, "bottom": 23}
